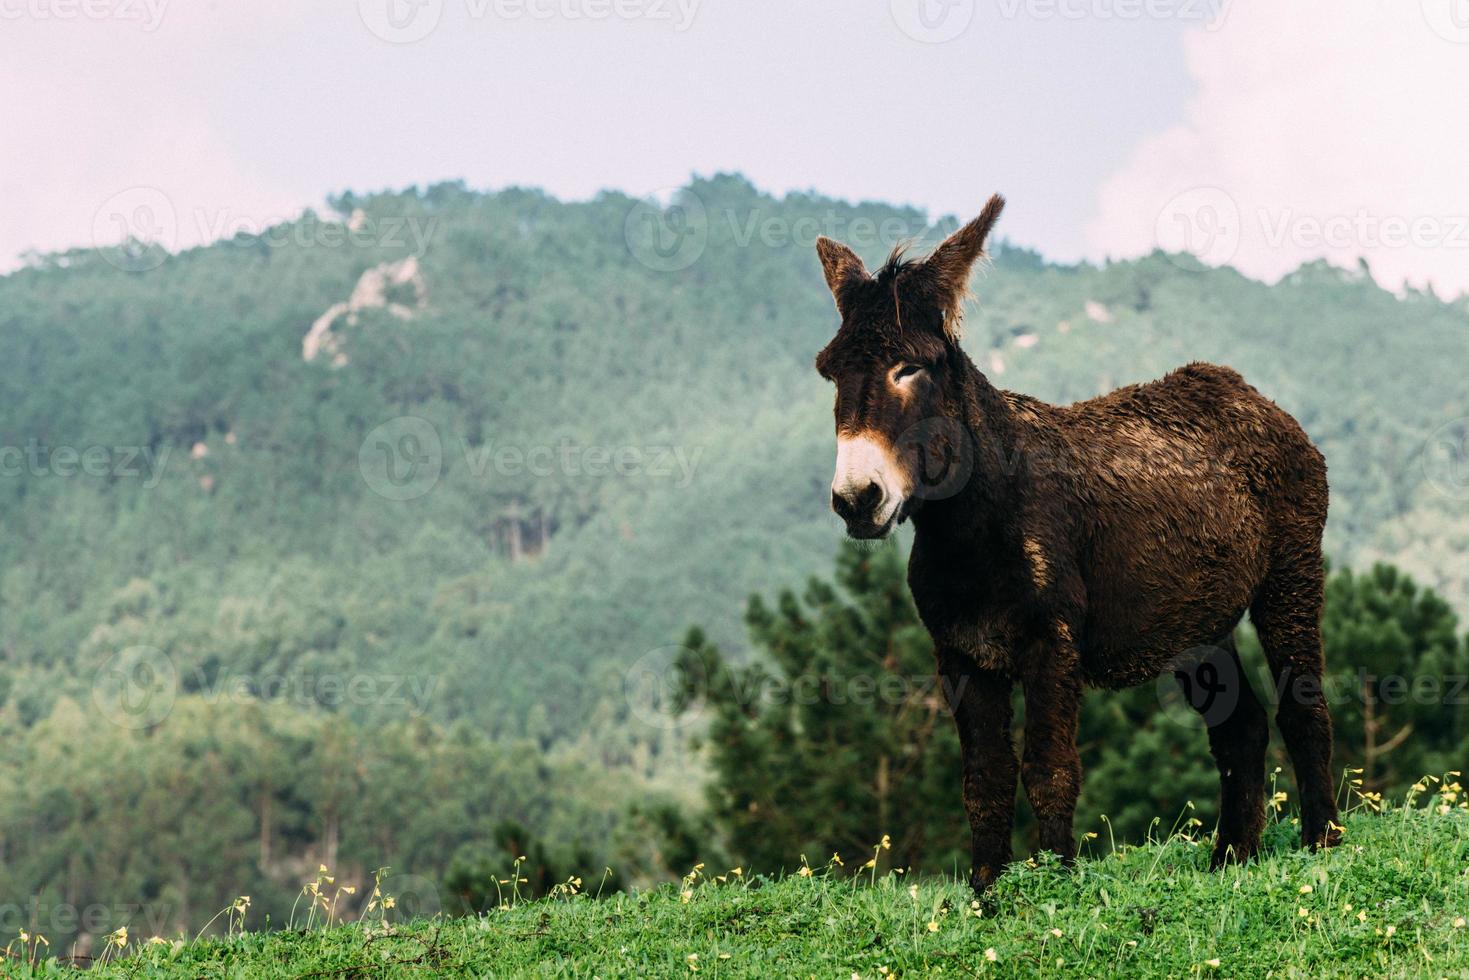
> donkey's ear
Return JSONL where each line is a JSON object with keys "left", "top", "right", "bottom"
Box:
{"left": 923, "top": 194, "right": 1005, "bottom": 338}
{"left": 815, "top": 236, "right": 869, "bottom": 316}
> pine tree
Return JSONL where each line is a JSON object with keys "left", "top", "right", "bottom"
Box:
{"left": 675, "top": 541, "right": 966, "bottom": 873}
{"left": 1315, "top": 563, "right": 1468, "bottom": 791}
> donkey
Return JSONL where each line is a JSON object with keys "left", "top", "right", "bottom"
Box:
{"left": 813, "top": 195, "right": 1341, "bottom": 893}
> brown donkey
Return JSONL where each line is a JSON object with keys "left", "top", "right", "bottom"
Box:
{"left": 814, "top": 195, "right": 1341, "bottom": 893}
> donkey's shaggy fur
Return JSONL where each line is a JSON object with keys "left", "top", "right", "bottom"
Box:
{"left": 815, "top": 196, "right": 1340, "bottom": 893}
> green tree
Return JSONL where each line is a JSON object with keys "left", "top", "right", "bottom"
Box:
{"left": 1316, "top": 563, "right": 1469, "bottom": 791}
{"left": 675, "top": 541, "right": 967, "bottom": 873}
{"left": 443, "top": 820, "right": 622, "bottom": 911}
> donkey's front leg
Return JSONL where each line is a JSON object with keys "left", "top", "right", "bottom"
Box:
{"left": 937, "top": 648, "right": 1017, "bottom": 894}
{"left": 1021, "top": 650, "right": 1084, "bottom": 863}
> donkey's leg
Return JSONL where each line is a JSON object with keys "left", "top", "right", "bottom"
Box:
{"left": 1174, "top": 633, "right": 1268, "bottom": 867}
{"left": 1251, "top": 550, "right": 1341, "bottom": 851}
{"left": 937, "top": 648, "right": 1017, "bottom": 894}
{"left": 1020, "top": 655, "right": 1083, "bottom": 864}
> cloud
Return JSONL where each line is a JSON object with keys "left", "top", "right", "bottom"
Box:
{"left": 0, "top": 2, "right": 324, "bottom": 271}
{"left": 1086, "top": 0, "right": 1469, "bottom": 297}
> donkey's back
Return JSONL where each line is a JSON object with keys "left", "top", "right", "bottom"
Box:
{"left": 1036, "top": 362, "right": 1327, "bottom": 688}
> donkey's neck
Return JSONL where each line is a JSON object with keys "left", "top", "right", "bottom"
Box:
{"left": 909, "top": 349, "right": 1026, "bottom": 547}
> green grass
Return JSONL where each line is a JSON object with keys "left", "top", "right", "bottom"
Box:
{"left": 11, "top": 799, "right": 1469, "bottom": 978}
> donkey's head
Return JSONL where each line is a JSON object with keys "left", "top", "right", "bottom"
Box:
{"left": 814, "top": 195, "right": 1004, "bottom": 539}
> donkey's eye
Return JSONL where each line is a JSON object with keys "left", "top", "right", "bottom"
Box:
{"left": 892, "top": 363, "right": 924, "bottom": 383}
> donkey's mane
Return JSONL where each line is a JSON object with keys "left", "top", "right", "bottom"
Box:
{"left": 867, "top": 239, "right": 990, "bottom": 339}
{"left": 875, "top": 245, "right": 915, "bottom": 329}
{"left": 874, "top": 243, "right": 917, "bottom": 284}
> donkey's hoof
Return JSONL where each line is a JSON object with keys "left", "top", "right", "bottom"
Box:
{"left": 1208, "top": 840, "right": 1259, "bottom": 869}
{"left": 969, "top": 866, "right": 1001, "bottom": 896}
{"left": 1304, "top": 822, "right": 1344, "bottom": 852}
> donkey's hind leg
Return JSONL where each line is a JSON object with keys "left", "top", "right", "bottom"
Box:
{"left": 1251, "top": 548, "right": 1342, "bottom": 851}
{"left": 1174, "top": 632, "right": 1268, "bottom": 867}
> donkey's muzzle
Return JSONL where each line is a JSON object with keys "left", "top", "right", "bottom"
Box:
{"left": 831, "top": 482, "right": 891, "bottom": 538}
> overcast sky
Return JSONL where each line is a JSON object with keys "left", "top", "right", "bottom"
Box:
{"left": 4, "top": 0, "right": 1468, "bottom": 294}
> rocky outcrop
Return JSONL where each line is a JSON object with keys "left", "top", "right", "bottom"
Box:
{"left": 303, "top": 257, "right": 426, "bottom": 365}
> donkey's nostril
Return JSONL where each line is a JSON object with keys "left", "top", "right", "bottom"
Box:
{"left": 832, "top": 482, "right": 884, "bottom": 521}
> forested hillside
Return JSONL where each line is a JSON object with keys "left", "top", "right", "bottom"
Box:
{"left": 2, "top": 175, "right": 1467, "bottom": 946}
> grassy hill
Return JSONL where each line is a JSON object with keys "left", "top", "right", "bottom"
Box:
{"left": 14, "top": 800, "right": 1469, "bottom": 977}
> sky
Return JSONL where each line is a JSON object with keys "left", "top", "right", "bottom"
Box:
{"left": 4, "top": 0, "right": 1469, "bottom": 294}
